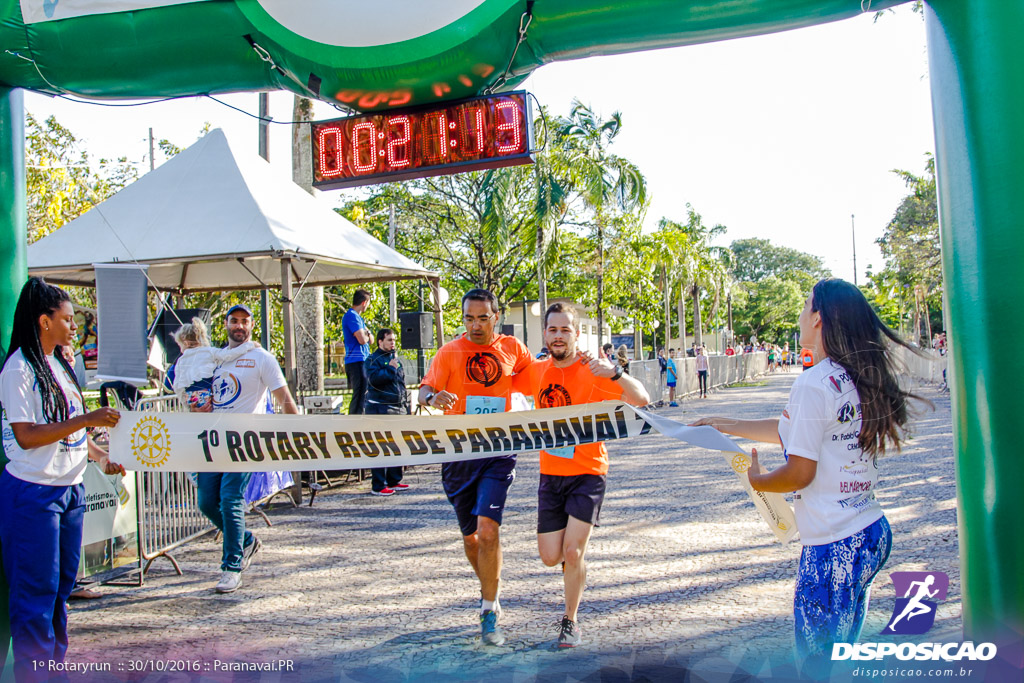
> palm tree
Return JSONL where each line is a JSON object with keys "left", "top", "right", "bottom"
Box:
{"left": 676, "top": 205, "right": 728, "bottom": 348}
{"left": 650, "top": 221, "right": 695, "bottom": 351}
{"left": 530, "top": 107, "right": 570, "bottom": 315}
{"left": 557, "top": 100, "right": 647, "bottom": 346}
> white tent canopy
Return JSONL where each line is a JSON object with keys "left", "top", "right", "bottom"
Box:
{"left": 27, "top": 128, "right": 435, "bottom": 292}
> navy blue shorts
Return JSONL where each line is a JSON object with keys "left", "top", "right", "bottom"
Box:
{"left": 442, "top": 456, "right": 516, "bottom": 536}
{"left": 537, "top": 473, "right": 606, "bottom": 534}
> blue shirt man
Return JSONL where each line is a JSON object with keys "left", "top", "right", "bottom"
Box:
{"left": 342, "top": 289, "right": 373, "bottom": 415}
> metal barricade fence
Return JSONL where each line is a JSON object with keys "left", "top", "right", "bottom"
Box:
{"left": 132, "top": 395, "right": 215, "bottom": 576}
{"left": 629, "top": 353, "right": 770, "bottom": 403}
{"left": 626, "top": 360, "right": 667, "bottom": 404}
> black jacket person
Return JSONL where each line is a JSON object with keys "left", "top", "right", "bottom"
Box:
{"left": 365, "top": 328, "right": 410, "bottom": 495}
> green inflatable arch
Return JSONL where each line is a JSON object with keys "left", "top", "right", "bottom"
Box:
{"left": 1, "top": 0, "right": 1020, "bottom": 662}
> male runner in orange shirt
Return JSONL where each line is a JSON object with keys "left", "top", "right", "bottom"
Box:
{"left": 418, "top": 288, "right": 533, "bottom": 646}
{"left": 517, "top": 302, "right": 649, "bottom": 647}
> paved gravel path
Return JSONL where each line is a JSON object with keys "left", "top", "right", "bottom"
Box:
{"left": 63, "top": 371, "right": 959, "bottom": 682}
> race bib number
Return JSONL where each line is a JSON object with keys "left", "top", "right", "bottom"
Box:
{"left": 466, "top": 396, "right": 506, "bottom": 415}
{"left": 546, "top": 446, "right": 575, "bottom": 459}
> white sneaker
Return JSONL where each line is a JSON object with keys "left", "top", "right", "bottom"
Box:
{"left": 215, "top": 571, "right": 242, "bottom": 593}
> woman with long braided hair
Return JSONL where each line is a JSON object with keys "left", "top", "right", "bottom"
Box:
{"left": 0, "top": 277, "right": 122, "bottom": 681}
{"left": 692, "top": 278, "right": 928, "bottom": 679}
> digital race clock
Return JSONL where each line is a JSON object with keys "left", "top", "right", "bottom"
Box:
{"left": 310, "top": 91, "right": 535, "bottom": 190}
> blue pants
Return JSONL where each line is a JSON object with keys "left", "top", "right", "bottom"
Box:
{"left": 794, "top": 515, "right": 892, "bottom": 670}
{"left": 196, "top": 473, "right": 253, "bottom": 572}
{"left": 0, "top": 471, "right": 84, "bottom": 682}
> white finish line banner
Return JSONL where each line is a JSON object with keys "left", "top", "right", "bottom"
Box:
{"left": 109, "top": 401, "right": 797, "bottom": 542}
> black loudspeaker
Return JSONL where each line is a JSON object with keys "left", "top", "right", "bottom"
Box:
{"left": 500, "top": 323, "right": 522, "bottom": 340}
{"left": 400, "top": 312, "right": 434, "bottom": 350}
{"left": 156, "top": 308, "right": 211, "bottom": 365}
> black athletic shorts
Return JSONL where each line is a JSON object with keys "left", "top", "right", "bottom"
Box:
{"left": 442, "top": 456, "right": 516, "bottom": 536}
{"left": 537, "top": 473, "right": 606, "bottom": 534}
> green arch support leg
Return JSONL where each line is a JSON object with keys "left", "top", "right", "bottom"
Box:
{"left": 0, "top": 87, "right": 25, "bottom": 358}
{"left": 926, "top": 0, "right": 1024, "bottom": 664}
{"left": 0, "top": 86, "right": 19, "bottom": 679}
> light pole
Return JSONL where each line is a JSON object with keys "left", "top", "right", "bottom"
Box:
{"left": 851, "top": 213, "right": 858, "bottom": 287}
{"left": 389, "top": 204, "right": 397, "bottom": 324}
{"left": 416, "top": 282, "right": 449, "bottom": 379}
{"left": 520, "top": 299, "right": 539, "bottom": 350}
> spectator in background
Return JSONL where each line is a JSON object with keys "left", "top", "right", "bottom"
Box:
{"left": 695, "top": 345, "right": 710, "bottom": 398}
{"left": 800, "top": 347, "right": 815, "bottom": 371}
{"left": 602, "top": 343, "right": 615, "bottom": 363}
{"left": 343, "top": 289, "right": 373, "bottom": 415}
{"left": 665, "top": 351, "right": 679, "bottom": 407}
{"left": 616, "top": 345, "right": 631, "bottom": 375}
{"left": 365, "top": 328, "right": 411, "bottom": 497}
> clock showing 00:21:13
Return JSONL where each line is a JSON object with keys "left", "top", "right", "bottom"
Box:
{"left": 310, "top": 91, "right": 536, "bottom": 190}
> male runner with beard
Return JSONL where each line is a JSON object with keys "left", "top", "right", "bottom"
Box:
{"left": 517, "top": 302, "right": 649, "bottom": 647}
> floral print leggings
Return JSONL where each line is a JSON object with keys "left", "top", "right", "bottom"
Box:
{"left": 794, "top": 515, "right": 893, "bottom": 658}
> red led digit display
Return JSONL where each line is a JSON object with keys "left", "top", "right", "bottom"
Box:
{"left": 311, "top": 91, "right": 535, "bottom": 190}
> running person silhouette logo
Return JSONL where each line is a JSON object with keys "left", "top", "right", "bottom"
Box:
{"left": 212, "top": 372, "right": 242, "bottom": 408}
{"left": 882, "top": 571, "right": 949, "bottom": 635}
{"left": 538, "top": 383, "right": 572, "bottom": 408}
{"left": 465, "top": 352, "right": 502, "bottom": 387}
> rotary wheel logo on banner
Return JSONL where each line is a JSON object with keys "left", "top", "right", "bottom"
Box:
{"left": 731, "top": 453, "right": 751, "bottom": 473}
{"left": 130, "top": 416, "right": 172, "bottom": 468}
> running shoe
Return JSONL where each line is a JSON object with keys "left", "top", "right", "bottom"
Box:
{"left": 391, "top": 482, "right": 411, "bottom": 490}
{"left": 669, "top": 401, "right": 679, "bottom": 407}
{"left": 557, "top": 615, "right": 581, "bottom": 648}
{"left": 215, "top": 571, "right": 242, "bottom": 593}
{"left": 371, "top": 488, "right": 396, "bottom": 496}
{"left": 480, "top": 610, "right": 506, "bottom": 646}
{"left": 241, "top": 534, "right": 262, "bottom": 571}
{"left": 480, "top": 599, "right": 502, "bottom": 620}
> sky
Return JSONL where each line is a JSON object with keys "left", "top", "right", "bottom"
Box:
{"left": 23, "top": 5, "right": 934, "bottom": 285}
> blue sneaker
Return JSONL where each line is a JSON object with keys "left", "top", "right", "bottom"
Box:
{"left": 669, "top": 401, "right": 679, "bottom": 407}
{"left": 480, "top": 599, "right": 502, "bottom": 620}
{"left": 480, "top": 610, "right": 505, "bottom": 646}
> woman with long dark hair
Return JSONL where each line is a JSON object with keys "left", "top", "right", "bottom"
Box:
{"left": 692, "top": 278, "right": 926, "bottom": 677}
{"left": 0, "top": 277, "right": 122, "bottom": 681}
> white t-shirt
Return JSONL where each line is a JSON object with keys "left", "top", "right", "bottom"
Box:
{"left": 777, "top": 357, "right": 884, "bottom": 546}
{"left": 1, "top": 349, "right": 89, "bottom": 486}
{"left": 211, "top": 346, "right": 287, "bottom": 414}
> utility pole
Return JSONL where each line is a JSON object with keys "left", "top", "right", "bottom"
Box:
{"left": 258, "top": 93, "right": 271, "bottom": 350}
{"left": 851, "top": 213, "right": 858, "bottom": 286}
{"left": 388, "top": 204, "right": 397, "bottom": 324}
{"left": 148, "top": 128, "right": 155, "bottom": 172}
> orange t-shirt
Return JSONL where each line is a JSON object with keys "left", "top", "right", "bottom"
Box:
{"left": 800, "top": 348, "right": 814, "bottom": 367}
{"left": 521, "top": 358, "right": 625, "bottom": 476}
{"left": 421, "top": 333, "right": 533, "bottom": 415}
